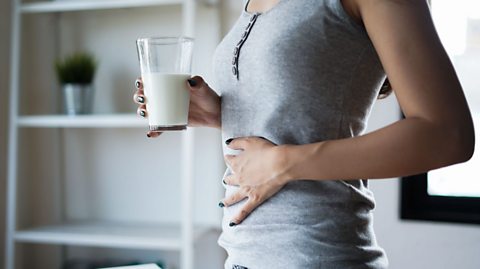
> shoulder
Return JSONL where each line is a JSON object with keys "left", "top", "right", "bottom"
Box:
{"left": 348, "top": 0, "right": 428, "bottom": 23}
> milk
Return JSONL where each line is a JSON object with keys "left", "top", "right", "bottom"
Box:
{"left": 142, "top": 73, "right": 191, "bottom": 130}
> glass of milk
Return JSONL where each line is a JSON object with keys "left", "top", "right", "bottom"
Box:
{"left": 136, "top": 36, "right": 194, "bottom": 131}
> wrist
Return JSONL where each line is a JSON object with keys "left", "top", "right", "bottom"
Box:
{"left": 275, "top": 144, "right": 298, "bottom": 184}
{"left": 280, "top": 141, "right": 325, "bottom": 183}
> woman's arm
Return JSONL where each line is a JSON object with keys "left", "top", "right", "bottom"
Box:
{"left": 282, "top": 0, "right": 475, "bottom": 182}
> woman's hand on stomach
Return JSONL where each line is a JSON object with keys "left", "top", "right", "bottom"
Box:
{"left": 133, "top": 75, "right": 222, "bottom": 138}
{"left": 221, "top": 136, "right": 293, "bottom": 226}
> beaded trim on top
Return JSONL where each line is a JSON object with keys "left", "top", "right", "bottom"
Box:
{"left": 232, "top": 13, "right": 261, "bottom": 80}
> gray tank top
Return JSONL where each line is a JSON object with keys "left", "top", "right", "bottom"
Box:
{"left": 213, "top": 0, "right": 388, "bottom": 268}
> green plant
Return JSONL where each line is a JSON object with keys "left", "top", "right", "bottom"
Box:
{"left": 55, "top": 52, "right": 97, "bottom": 85}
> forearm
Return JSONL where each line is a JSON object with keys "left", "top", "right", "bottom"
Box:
{"left": 282, "top": 117, "right": 474, "bottom": 182}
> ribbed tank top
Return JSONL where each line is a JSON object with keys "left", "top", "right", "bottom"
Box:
{"left": 212, "top": 0, "right": 389, "bottom": 268}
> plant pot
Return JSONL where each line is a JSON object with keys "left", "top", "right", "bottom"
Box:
{"left": 62, "top": 83, "right": 94, "bottom": 115}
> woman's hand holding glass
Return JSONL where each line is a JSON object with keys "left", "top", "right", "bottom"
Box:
{"left": 133, "top": 75, "right": 222, "bottom": 137}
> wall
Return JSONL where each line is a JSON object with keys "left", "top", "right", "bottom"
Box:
{"left": 1, "top": 0, "right": 11, "bottom": 267}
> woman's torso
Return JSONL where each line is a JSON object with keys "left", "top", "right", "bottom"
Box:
{"left": 213, "top": 0, "right": 388, "bottom": 268}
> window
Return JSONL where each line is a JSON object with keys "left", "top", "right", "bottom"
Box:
{"left": 401, "top": 0, "right": 480, "bottom": 225}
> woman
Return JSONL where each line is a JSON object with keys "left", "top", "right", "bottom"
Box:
{"left": 134, "top": 0, "right": 475, "bottom": 268}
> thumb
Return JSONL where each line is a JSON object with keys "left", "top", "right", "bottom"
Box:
{"left": 187, "top": 76, "right": 211, "bottom": 95}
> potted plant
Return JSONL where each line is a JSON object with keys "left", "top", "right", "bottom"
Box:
{"left": 55, "top": 52, "right": 97, "bottom": 115}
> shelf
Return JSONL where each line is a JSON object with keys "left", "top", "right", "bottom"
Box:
{"left": 20, "top": 0, "right": 184, "bottom": 14}
{"left": 17, "top": 114, "right": 147, "bottom": 128}
{"left": 14, "top": 221, "right": 214, "bottom": 250}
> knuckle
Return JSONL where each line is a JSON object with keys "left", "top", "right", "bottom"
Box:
{"left": 237, "top": 175, "right": 246, "bottom": 184}
{"left": 241, "top": 185, "right": 252, "bottom": 194}
{"left": 249, "top": 193, "right": 261, "bottom": 203}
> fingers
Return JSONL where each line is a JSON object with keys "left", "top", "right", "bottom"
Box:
{"left": 133, "top": 77, "right": 146, "bottom": 112}
{"left": 133, "top": 93, "right": 145, "bottom": 105}
{"left": 226, "top": 137, "right": 250, "bottom": 150}
{"left": 230, "top": 199, "right": 258, "bottom": 226}
{"left": 219, "top": 186, "right": 260, "bottom": 226}
{"left": 220, "top": 187, "right": 248, "bottom": 208}
{"left": 220, "top": 186, "right": 260, "bottom": 227}
{"left": 226, "top": 136, "right": 273, "bottom": 150}
{"left": 134, "top": 77, "right": 144, "bottom": 97}
{"left": 134, "top": 76, "right": 161, "bottom": 139}
{"left": 136, "top": 106, "right": 147, "bottom": 118}
{"left": 223, "top": 174, "right": 239, "bottom": 186}
{"left": 186, "top": 75, "right": 213, "bottom": 96}
{"left": 135, "top": 77, "right": 143, "bottom": 91}
{"left": 133, "top": 77, "right": 148, "bottom": 117}
{"left": 224, "top": 154, "right": 236, "bottom": 168}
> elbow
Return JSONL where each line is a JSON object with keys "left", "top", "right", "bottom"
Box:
{"left": 447, "top": 122, "right": 475, "bottom": 165}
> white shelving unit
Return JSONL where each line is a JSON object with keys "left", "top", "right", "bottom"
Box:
{"left": 17, "top": 114, "right": 146, "bottom": 128}
{"left": 5, "top": 1, "right": 206, "bottom": 269}
{"left": 14, "top": 221, "right": 211, "bottom": 250}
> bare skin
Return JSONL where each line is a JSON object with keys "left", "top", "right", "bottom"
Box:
{"left": 134, "top": 0, "right": 475, "bottom": 226}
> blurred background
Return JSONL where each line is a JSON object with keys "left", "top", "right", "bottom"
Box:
{"left": 1, "top": 0, "right": 479, "bottom": 268}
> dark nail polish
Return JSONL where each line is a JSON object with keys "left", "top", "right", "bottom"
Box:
{"left": 135, "top": 79, "right": 142, "bottom": 89}
{"left": 225, "top": 138, "right": 233, "bottom": 145}
{"left": 218, "top": 202, "right": 225, "bottom": 208}
{"left": 229, "top": 222, "right": 237, "bottom": 227}
{"left": 139, "top": 110, "right": 146, "bottom": 117}
{"left": 137, "top": 96, "right": 145, "bottom": 103}
{"left": 147, "top": 133, "right": 151, "bottom": 138}
{"left": 222, "top": 179, "right": 227, "bottom": 185}
{"left": 188, "top": 79, "right": 197, "bottom": 87}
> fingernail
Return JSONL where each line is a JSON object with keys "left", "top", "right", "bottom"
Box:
{"left": 218, "top": 202, "right": 225, "bottom": 208}
{"left": 188, "top": 79, "right": 197, "bottom": 87}
{"left": 229, "top": 222, "right": 237, "bottom": 227}
{"left": 147, "top": 133, "right": 151, "bottom": 138}
{"left": 225, "top": 138, "right": 233, "bottom": 145}
{"left": 136, "top": 96, "right": 145, "bottom": 104}
{"left": 135, "top": 79, "right": 142, "bottom": 89}
{"left": 139, "top": 110, "right": 146, "bottom": 117}
{"left": 222, "top": 179, "right": 227, "bottom": 185}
